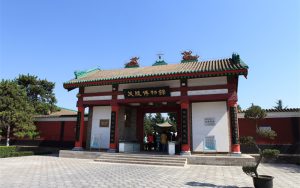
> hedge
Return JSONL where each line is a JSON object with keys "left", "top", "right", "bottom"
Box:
{"left": 0, "top": 146, "right": 34, "bottom": 158}
{"left": 0, "top": 146, "right": 17, "bottom": 153}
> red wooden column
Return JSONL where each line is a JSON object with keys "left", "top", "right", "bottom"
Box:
{"left": 228, "top": 76, "right": 241, "bottom": 154}
{"left": 228, "top": 101, "right": 241, "bottom": 153}
{"left": 180, "top": 100, "right": 191, "bottom": 155}
{"left": 109, "top": 104, "right": 119, "bottom": 152}
{"left": 73, "top": 87, "right": 85, "bottom": 150}
{"left": 136, "top": 108, "right": 144, "bottom": 147}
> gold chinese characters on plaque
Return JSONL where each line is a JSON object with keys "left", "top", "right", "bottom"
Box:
{"left": 123, "top": 87, "right": 170, "bottom": 98}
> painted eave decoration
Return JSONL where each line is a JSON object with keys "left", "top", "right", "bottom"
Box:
{"left": 63, "top": 53, "right": 249, "bottom": 91}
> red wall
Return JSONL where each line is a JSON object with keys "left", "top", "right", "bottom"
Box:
{"left": 33, "top": 116, "right": 299, "bottom": 147}
{"left": 238, "top": 117, "right": 299, "bottom": 144}
{"left": 35, "top": 121, "right": 61, "bottom": 141}
{"left": 63, "top": 121, "right": 76, "bottom": 141}
{"left": 35, "top": 121, "right": 88, "bottom": 143}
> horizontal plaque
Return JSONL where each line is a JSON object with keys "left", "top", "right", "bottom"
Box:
{"left": 123, "top": 87, "right": 170, "bottom": 98}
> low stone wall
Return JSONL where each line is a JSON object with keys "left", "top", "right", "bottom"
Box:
{"left": 241, "top": 144, "right": 300, "bottom": 154}
{"left": 187, "top": 154, "right": 255, "bottom": 166}
{"left": 251, "top": 154, "right": 300, "bottom": 165}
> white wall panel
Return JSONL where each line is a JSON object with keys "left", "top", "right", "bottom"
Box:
{"left": 192, "top": 101, "right": 230, "bottom": 152}
{"left": 83, "top": 96, "right": 112, "bottom": 101}
{"left": 170, "top": 91, "right": 181, "bottom": 96}
{"left": 188, "top": 77, "right": 227, "bottom": 87}
{"left": 91, "top": 106, "right": 111, "bottom": 149}
{"left": 84, "top": 85, "right": 112, "bottom": 93}
{"left": 188, "top": 89, "right": 228, "bottom": 96}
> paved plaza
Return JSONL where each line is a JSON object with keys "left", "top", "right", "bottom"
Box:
{"left": 0, "top": 156, "right": 299, "bottom": 188}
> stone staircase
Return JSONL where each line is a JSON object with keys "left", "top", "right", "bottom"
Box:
{"left": 94, "top": 153, "right": 187, "bottom": 167}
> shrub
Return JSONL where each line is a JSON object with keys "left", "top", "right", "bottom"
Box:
{"left": 242, "top": 165, "right": 256, "bottom": 177}
{"left": 0, "top": 146, "right": 17, "bottom": 153}
{"left": 0, "top": 146, "right": 17, "bottom": 157}
{"left": 0, "top": 146, "right": 33, "bottom": 158}
{"left": 262, "top": 149, "right": 280, "bottom": 159}
{"left": 16, "top": 151, "right": 34, "bottom": 156}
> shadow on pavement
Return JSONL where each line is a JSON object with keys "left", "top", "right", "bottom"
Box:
{"left": 185, "top": 181, "right": 252, "bottom": 188}
{"left": 264, "top": 163, "right": 300, "bottom": 173}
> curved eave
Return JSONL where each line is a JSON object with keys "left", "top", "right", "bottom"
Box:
{"left": 63, "top": 69, "right": 248, "bottom": 91}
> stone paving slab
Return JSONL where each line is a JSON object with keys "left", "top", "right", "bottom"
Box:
{"left": 0, "top": 156, "right": 299, "bottom": 188}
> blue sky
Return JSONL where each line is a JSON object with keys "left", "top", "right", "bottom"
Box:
{"left": 1, "top": 0, "right": 300, "bottom": 110}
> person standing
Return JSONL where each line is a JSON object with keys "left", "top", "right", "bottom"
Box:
{"left": 160, "top": 132, "right": 168, "bottom": 152}
{"left": 147, "top": 134, "right": 154, "bottom": 151}
{"left": 144, "top": 134, "right": 148, "bottom": 151}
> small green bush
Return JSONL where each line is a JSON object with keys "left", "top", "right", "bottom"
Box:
{"left": 0, "top": 146, "right": 17, "bottom": 157}
{"left": 242, "top": 165, "right": 256, "bottom": 177}
{"left": 0, "top": 146, "right": 17, "bottom": 153}
{"left": 0, "top": 146, "right": 33, "bottom": 158}
{"left": 262, "top": 149, "right": 280, "bottom": 158}
{"left": 16, "top": 151, "right": 34, "bottom": 156}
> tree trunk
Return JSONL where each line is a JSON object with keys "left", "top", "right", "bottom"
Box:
{"left": 6, "top": 125, "right": 10, "bottom": 146}
{"left": 254, "top": 144, "right": 262, "bottom": 178}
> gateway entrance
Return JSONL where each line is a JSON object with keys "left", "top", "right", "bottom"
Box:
{"left": 117, "top": 103, "right": 180, "bottom": 153}
{"left": 64, "top": 52, "right": 248, "bottom": 154}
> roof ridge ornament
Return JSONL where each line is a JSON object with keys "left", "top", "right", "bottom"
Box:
{"left": 74, "top": 67, "right": 100, "bottom": 79}
{"left": 232, "top": 53, "right": 240, "bottom": 64}
{"left": 181, "top": 50, "right": 199, "bottom": 63}
{"left": 152, "top": 53, "right": 167, "bottom": 66}
{"left": 125, "top": 57, "right": 140, "bottom": 68}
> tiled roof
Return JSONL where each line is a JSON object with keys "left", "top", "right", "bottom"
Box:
{"left": 64, "top": 55, "right": 248, "bottom": 89}
{"left": 239, "top": 108, "right": 300, "bottom": 113}
{"left": 265, "top": 108, "right": 300, "bottom": 112}
{"left": 35, "top": 108, "right": 77, "bottom": 118}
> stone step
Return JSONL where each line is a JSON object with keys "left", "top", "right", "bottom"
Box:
{"left": 95, "top": 153, "right": 187, "bottom": 167}
{"left": 98, "top": 156, "right": 186, "bottom": 163}
{"left": 95, "top": 158, "right": 186, "bottom": 167}
{"left": 99, "top": 154, "right": 186, "bottom": 162}
{"left": 100, "top": 153, "right": 185, "bottom": 160}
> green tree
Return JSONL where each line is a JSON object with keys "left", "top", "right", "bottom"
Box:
{"left": 244, "top": 104, "right": 267, "bottom": 130}
{"left": 153, "top": 113, "right": 165, "bottom": 124}
{"left": 237, "top": 105, "right": 242, "bottom": 112}
{"left": 144, "top": 113, "right": 154, "bottom": 135}
{"left": 241, "top": 104, "right": 279, "bottom": 179}
{"left": 167, "top": 112, "right": 177, "bottom": 125}
{"left": 167, "top": 112, "right": 177, "bottom": 133}
{"left": 16, "top": 74, "right": 59, "bottom": 115}
{"left": 273, "top": 99, "right": 287, "bottom": 110}
{"left": 0, "top": 80, "right": 38, "bottom": 146}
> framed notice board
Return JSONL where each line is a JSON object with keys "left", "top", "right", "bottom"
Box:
{"left": 99, "top": 119, "right": 109, "bottom": 127}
